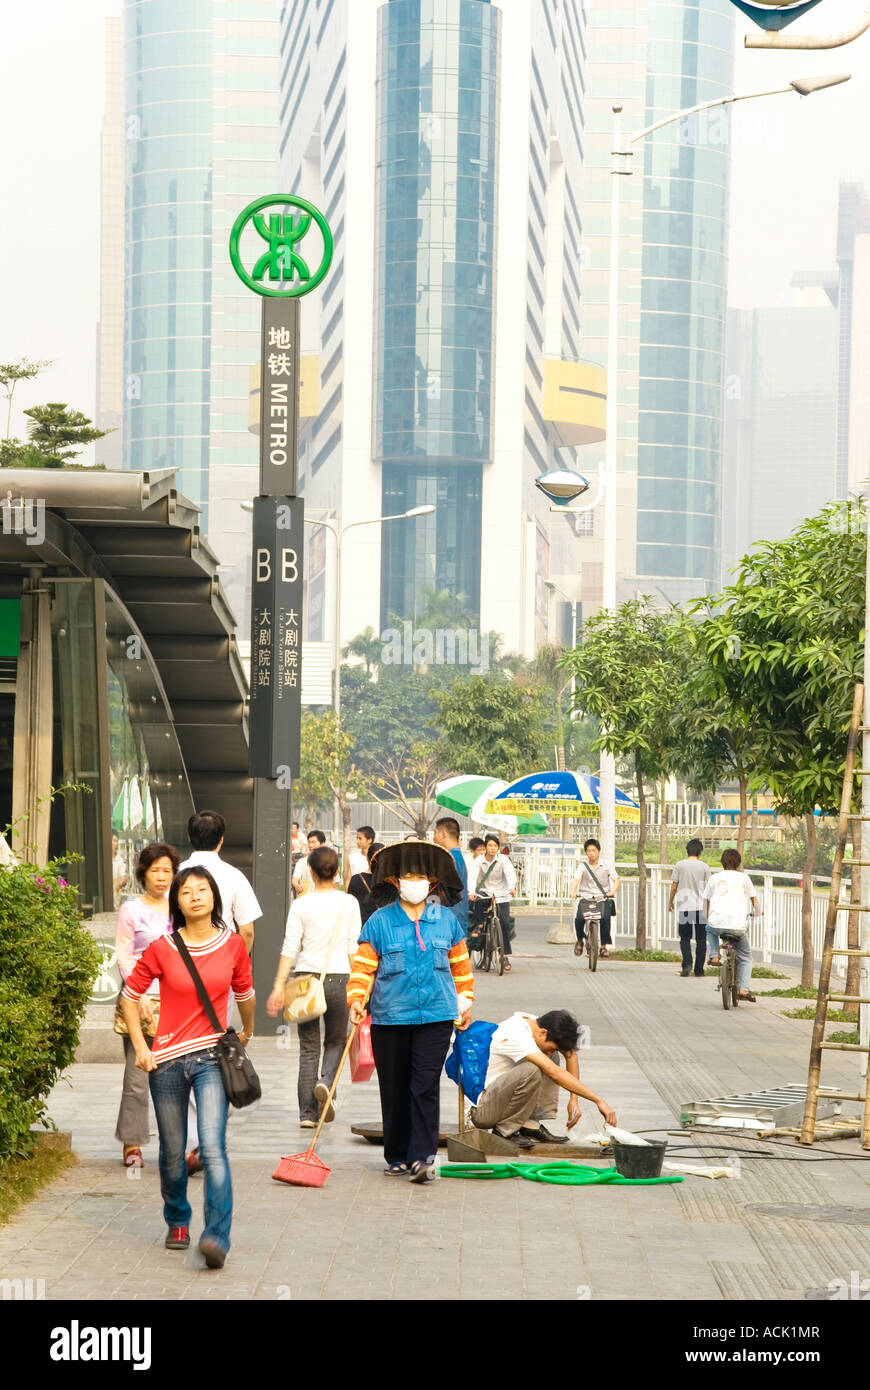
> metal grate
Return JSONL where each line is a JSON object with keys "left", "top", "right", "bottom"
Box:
{"left": 680, "top": 1084, "right": 842, "bottom": 1130}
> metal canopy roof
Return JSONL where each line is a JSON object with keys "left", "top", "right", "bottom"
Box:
{"left": 0, "top": 468, "right": 254, "bottom": 868}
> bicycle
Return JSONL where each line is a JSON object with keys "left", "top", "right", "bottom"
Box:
{"left": 717, "top": 933, "right": 742, "bottom": 1010}
{"left": 582, "top": 903, "right": 601, "bottom": 972}
{"left": 469, "top": 897, "right": 505, "bottom": 975}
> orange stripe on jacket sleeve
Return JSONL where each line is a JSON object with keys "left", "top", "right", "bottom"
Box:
{"left": 448, "top": 941, "right": 474, "bottom": 999}
{"left": 347, "top": 941, "right": 379, "bottom": 1006}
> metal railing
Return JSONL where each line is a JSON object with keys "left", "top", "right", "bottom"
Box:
{"left": 512, "top": 846, "right": 848, "bottom": 966}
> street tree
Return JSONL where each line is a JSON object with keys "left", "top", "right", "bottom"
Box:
{"left": 295, "top": 711, "right": 332, "bottom": 831}
{"left": 432, "top": 673, "right": 552, "bottom": 781}
{"left": 364, "top": 739, "right": 453, "bottom": 837}
{"left": 560, "top": 600, "right": 688, "bottom": 950}
{"left": 298, "top": 710, "right": 366, "bottom": 881}
{"left": 0, "top": 358, "right": 51, "bottom": 440}
{"left": 696, "top": 501, "right": 865, "bottom": 986}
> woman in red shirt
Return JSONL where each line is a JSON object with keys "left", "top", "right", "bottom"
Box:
{"left": 120, "top": 865, "right": 254, "bottom": 1270}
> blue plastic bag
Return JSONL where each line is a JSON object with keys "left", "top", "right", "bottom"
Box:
{"left": 445, "top": 1020, "right": 498, "bottom": 1103}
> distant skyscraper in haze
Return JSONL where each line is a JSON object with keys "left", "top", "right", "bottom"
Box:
{"left": 96, "top": 17, "right": 124, "bottom": 471}
{"left": 835, "top": 182, "right": 870, "bottom": 498}
{"left": 276, "top": 0, "right": 604, "bottom": 658}
{"left": 120, "top": 0, "right": 280, "bottom": 621}
{"left": 583, "top": 0, "right": 735, "bottom": 607}
{"left": 722, "top": 280, "right": 838, "bottom": 580}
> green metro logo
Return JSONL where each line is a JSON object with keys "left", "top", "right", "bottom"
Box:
{"left": 229, "top": 194, "right": 333, "bottom": 298}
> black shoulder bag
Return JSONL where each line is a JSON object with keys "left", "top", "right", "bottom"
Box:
{"left": 173, "top": 933, "right": 261, "bottom": 1109}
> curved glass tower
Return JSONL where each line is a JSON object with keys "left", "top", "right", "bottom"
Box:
{"left": 635, "top": 0, "right": 734, "bottom": 593}
{"left": 123, "top": 0, "right": 213, "bottom": 511}
{"left": 374, "top": 0, "right": 500, "bottom": 625}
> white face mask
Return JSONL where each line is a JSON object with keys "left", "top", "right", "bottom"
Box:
{"left": 398, "top": 878, "right": 430, "bottom": 905}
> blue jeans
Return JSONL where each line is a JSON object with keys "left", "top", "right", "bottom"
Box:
{"left": 149, "top": 1048, "right": 232, "bottom": 1253}
{"left": 708, "top": 929, "right": 753, "bottom": 991}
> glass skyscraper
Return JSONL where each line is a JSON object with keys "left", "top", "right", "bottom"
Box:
{"left": 277, "top": 0, "right": 597, "bottom": 658}
{"left": 375, "top": 0, "right": 499, "bottom": 623}
{"left": 121, "top": 0, "right": 280, "bottom": 620}
{"left": 635, "top": 0, "right": 734, "bottom": 592}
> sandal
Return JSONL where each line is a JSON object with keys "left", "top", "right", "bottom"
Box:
{"left": 384, "top": 1162, "right": 409, "bottom": 1176}
{"left": 708, "top": 957, "right": 720, "bottom": 967}
{"left": 123, "top": 1146, "right": 144, "bottom": 1168}
{"left": 737, "top": 990, "right": 756, "bottom": 1002}
{"left": 503, "top": 960, "right": 512, "bottom": 971}
{"left": 600, "top": 948, "right": 610, "bottom": 958}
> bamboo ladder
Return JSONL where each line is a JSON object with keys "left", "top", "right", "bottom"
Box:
{"left": 801, "top": 684, "right": 870, "bottom": 1148}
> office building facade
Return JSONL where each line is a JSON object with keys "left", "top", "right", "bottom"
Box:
{"left": 582, "top": 0, "right": 735, "bottom": 605}
{"left": 278, "top": 0, "right": 604, "bottom": 657}
{"left": 722, "top": 288, "right": 838, "bottom": 579}
{"left": 121, "top": 0, "right": 281, "bottom": 622}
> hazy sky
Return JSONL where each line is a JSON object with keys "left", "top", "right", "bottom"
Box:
{"left": 1, "top": 0, "right": 868, "bottom": 453}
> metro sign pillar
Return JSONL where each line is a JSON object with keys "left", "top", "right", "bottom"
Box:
{"left": 229, "top": 196, "right": 333, "bottom": 1034}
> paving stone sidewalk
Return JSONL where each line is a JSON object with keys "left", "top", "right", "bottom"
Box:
{"left": 2, "top": 918, "right": 869, "bottom": 1301}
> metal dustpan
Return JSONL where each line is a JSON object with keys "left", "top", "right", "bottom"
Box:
{"left": 446, "top": 1082, "right": 519, "bottom": 1163}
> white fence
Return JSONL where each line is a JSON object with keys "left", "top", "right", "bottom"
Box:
{"left": 513, "top": 846, "right": 851, "bottom": 966}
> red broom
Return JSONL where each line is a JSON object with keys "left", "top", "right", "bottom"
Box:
{"left": 272, "top": 1004, "right": 365, "bottom": 1188}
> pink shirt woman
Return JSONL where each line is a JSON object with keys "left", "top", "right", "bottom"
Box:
{"left": 114, "top": 841, "right": 179, "bottom": 1166}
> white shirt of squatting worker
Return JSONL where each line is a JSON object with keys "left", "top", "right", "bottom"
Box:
{"left": 178, "top": 849, "right": 262, "bottom": 931}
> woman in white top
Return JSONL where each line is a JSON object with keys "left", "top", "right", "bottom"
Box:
{"left": 267, "top": 845, "right": 362, "bottom": 1126}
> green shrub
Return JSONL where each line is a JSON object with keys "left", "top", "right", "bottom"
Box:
{"left": 757, "top": 985, "right": 818, "bottom": 999}
{"left": 826, "top": 1029, "right": 860, "bottom": 1045}
{"left": 0, "top": 862, "right": 100, "bottom": 1160}
{"left": 782, "top": 1005, "right": 851, "bottom": 1022}
{"left": 607, "top": 949, "right": 682, "bottom": 963}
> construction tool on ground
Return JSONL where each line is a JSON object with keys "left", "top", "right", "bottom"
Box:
{"left": 801, "top": 684, "right": 870, "bottom": 1149}
{"left": 273, "top": 990, "right": 373, "bottom": 1188}
{"left": 446, "top": 1079, "right": 519, "bottom": 1162}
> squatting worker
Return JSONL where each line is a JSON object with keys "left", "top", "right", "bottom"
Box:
{"left": 120, "top": 865, "right": 255, "bottom": 1271}
{"left": 471, "top": 1009, "right": 617, "bottom": 1146}
{"left": 347, "top": 840, "right": 474, "bottom": 1184}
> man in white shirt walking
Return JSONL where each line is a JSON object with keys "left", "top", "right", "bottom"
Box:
{"left": 470, "top": 1010, "right": 617, "bottom": 1146}
{"left": 668, "top": 838, "right": 710, "bottom": 977}
{"left": 179, "top": 810, "right": 262, "bottom": 953}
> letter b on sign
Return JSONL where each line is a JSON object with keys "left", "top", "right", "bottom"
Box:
{"left": 256, "top": 548, "right": 271, "bottom": 582}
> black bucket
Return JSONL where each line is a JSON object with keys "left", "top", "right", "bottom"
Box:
{"left": 611, "top": 1137, "right": 667, "bottom": 1179}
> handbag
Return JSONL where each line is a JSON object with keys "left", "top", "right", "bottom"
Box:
{"left": 173, "top": 933, "right": 261, "bottom": 1109}
{"left": 113, "top": 990, "right": 160, "bottom": 1038}
{"left": 283, "top": 903, "right": 348, "bottom": 1025}
{"left": 349, "top": 1013, "right": 375, "bottom": 1082}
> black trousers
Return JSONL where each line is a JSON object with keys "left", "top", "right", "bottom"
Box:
{"left": 294, "top": 972, "right": 349, "bottom": 1121}
{"left": 574, "top": 899, "right": 613, "bottom": 947}
{"left": 370, "top": 1020, "right": 454, "bottom": 1166}
{"left": 471, "top": 897, "right": 513, "bottom": 955}
{"left": 678, "top": 911, "right": 707, "bottom": 975}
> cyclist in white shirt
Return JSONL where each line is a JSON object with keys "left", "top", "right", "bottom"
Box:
{"left": 703, "top": 848, "right": 759, "bottom": 1001}
{"left": 178, "top": 810, "right": 262, "bottom": 953}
